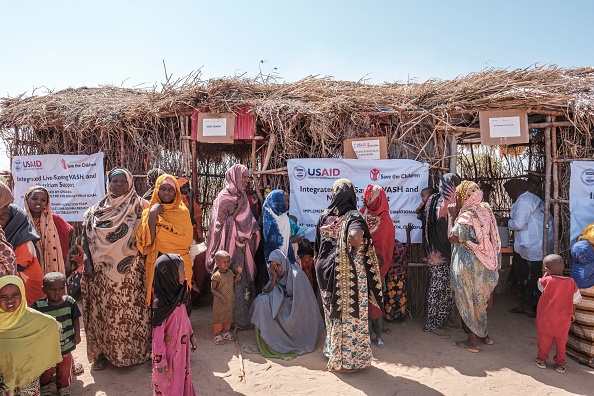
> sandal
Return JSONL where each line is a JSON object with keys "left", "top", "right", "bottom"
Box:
{"left": 58, "top": 389, "right": 71, "bottom": 396}
{"left": 221, "top": 331, "right": 235, "bottom": 341}
{"left": 555, "top": 363, "right": 566, "bottom": 374}
{"left": 375, "top": 337, "right": 385, "bottom": 348}
{"left": 243, "top": 344, "right": 261, "bottom": 354}
{"left": 214, "top": 334, "right": 225, "bottom": 345}
{"left": 534, "top": 358, "right": 547, "bottom": 369}
{"left": 382, "top": 326, "right": 393, "bottom": 335}
{"left": 72, "top": 361, "right": 84, "bottom": 375}
{"left": 40, "top": 385, "right": 52, "bottom": 396}
{"left": 481, "top": 335, "right": 494, "bottom": 345}
{"left": 91, "top": 355, "right": 108, "bottom": 371}
{"left": 454, "top": 340, "right": 479, "bottom": 353}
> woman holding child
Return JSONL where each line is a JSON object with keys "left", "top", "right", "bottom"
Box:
{"left": 82, "top": 168, "right": 152, "bottom": 370}
{"left": 448, "top": 180, "right": 500, "bottom": 353}
{"left": 315, "top": 178, "right": 383, "bottom": 372}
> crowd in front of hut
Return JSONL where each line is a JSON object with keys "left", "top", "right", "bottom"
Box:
{"left": 1, "top": 163, "right": 593, "bottom": 396}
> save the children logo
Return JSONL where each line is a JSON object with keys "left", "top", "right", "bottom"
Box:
{"left": 581, "top": 168, "right": 594, "bottom": 186}
{"left": 61, "top": 159, "right": 68, "bottom": 170}
{"left": 370, "top": 168, "right": 380, "bottom": 181}
{"left": 13, "top": 159, "right": 43, "bottom": 172}
{"left": 293, "top": 166, "right": 307, "bottom": 180}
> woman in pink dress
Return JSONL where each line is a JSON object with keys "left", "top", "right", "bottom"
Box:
{"left": 152, "top": 253, "right": 197, "bottom": 396}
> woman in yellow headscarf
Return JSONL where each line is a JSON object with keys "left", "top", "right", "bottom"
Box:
{"left": 137, "top": 174, "right": 193, "bottom": 306}
{"left": 0, "top": 276, "right": 61, "bottom": 395}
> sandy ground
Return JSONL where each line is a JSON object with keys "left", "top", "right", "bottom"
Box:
{"left": 65, "top": 293, "right": 593, "bottom": 396}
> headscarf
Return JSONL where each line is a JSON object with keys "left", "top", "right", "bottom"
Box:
{"left": 142, "top": 168, "right": 165, "bottom": 200}
{"left": 578, "top": 223, "right": 594, "bottom": 245}
{"left": 152, "top": 254, "right": 188, "bottom": 328}
{"left": 455, "top": 181, "right": 501, "bottom": 270}
{"left": 82, "top": 168, "right": 144, "bottom": 281}
{"left": 0, "top": 181, "right": 14, "bottom": 208}
{"left": 3, "top": 204, "right": 40, "bottom": 248}
{"left": 315, "top": 179, "right": 383, "bottom": 319}
{"left": 437, "top": 173, "right": 461, "bottom": 218}
{"left": 24, "top": 186, "right": 65, "bottom": 274}
{"left": 0, "top": 182, "right": 17, "bottom": 277}
{"left": 360, "top": 184, "right": 395, "bottom": 277}
{"left": 263, "top": 190, "right": 295, "bottom": 263}
{"left": 136, "top": 174, "right": 193, "bottom": 305}
{"left": 571, "top": 240, "right": 594, "bottom": 289}
{"left": 0, "top": 276, "right": 62, "bottom": 389}
{"left": 205, "top": 164, "right": 260, "bottom": 281}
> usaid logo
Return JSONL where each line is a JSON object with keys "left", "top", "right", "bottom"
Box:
{"left": 14, "top": 159, "right": 43, "bottom": 172}
{"left": 293, "top": 166, "right": 306, "bottom": 180}
{"left": 581, "top": 169, "right": 594, "bottom": 186}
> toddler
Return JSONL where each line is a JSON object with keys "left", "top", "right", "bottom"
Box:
{"left": 415, "top": 187, "right": 436, "bottom": 220}
{"left": 31, "top": 272, "right": 81, "bottom": 396}
{"left": 211, "top": 250, "right": 242, "bottom": 345}
{"left": 534, "top": 254, "right": 581, "bottom": 373}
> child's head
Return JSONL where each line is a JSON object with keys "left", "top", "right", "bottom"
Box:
{"left": 297, "top": 238, "right": 313, "bottom": 258}
{"left": 543, "top": 254, "right": 565, "bottom": 276}
{"left": 421, "top": 187, "right": 436, "bottom": 203}
{"left": 215, "top": 250, "right": 231, "bottom": 272}
{"left": 154, "top": 253, "right": 186, "bottom": 290}
{"left": 42, "top": 272, "right": 66, "bottom": 304}
{"left": 0, "top": 276, "right": 23, "bottom": 313}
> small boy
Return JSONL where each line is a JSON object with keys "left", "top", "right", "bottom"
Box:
{"left": 297, "top": 238, "right": 315, "bottom": 288}
{"left": 534, "top": 254, "right": 582, "bottom": 373}
{"left": 32, "top": 271, "right": 81, "bottom": 396}
{"left": 211, "top": 250, "right": 241, "bottom": 345}
{"left": 415, "top": 187, "right": 436, "bottom": 220}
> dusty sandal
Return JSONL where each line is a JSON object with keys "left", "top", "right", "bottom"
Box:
{"left": 221, "top": 331, "right": 235, "bottom": 341}
{"left": 454, "top": 340, "right": 479, "bottom": 353}
{"left": 534, "top": 358, "right": 546, "bottom": 369}
{"left": 72, "top": 362, "right": 84, "bottom": 375}
{"left": 555, "top": 364, "right": 566, "bottom": 373}
{"left": 430, "top": 328, "right": 451, "bottom": 339}
{"left": 214, "top": 334, "right": 224, "bottom": 345}
{"left": 243, "top": 344, "right": 260, "bottom": 354}
{"left": 375, "top": 337, "right": 385, "bottom": 348}
{"left": 58, "top": 389, "right": 71, "bottom": 396}
{"left": 91, "top": 356, "right": 108, "bottom": 371}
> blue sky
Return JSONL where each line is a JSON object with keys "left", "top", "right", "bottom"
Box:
{"left": 1, "top": 0, "right": 593, "bottom": 169}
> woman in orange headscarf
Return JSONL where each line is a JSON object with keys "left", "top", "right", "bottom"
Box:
{"left": 136, "top": 174, "right": 193, "bottom": 306}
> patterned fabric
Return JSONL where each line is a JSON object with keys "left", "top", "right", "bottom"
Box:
{"left": 323, "top": 249, "right": 373, "bottom": 371}
{"left": 31, "top": 296, "right": 81, "bottom": 355}
{"left": 263, "top": 190, "right": 295, "bottom": 263}
{"left": 451, "top": 223, "right": 500, "bottom": 337}
{"left": 567, "top": 285, "right": 594, "bottom": 364}
{"left": 0, "top": 376, "right": 39, "bottom": 396}
{"left": 384, "top": 242, "right": 408, "bottom": 321}
{"left": 211, "top": 270, "right": 234, "bottom": 324}
{"left": 423, "top": 263, "right": 453, "bottom": 331}
{"left": 571, "top": 240, "right": 594, "bottom": 289}
{"left": 299, "top": 254, "right": 314, "bottom": 286}
{"left": 152, "top": 305, "right": 195, "bottom": 396}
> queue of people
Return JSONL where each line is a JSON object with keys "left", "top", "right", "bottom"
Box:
{"left": 2, "top": 165, "right": 594, "bottom": 396}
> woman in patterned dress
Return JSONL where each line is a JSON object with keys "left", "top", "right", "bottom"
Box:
{"left": 315, "top": 178, "right": 383, "bottom": 372}
{"left": 81, "top": 168, "right": 152, "bottom": 370}
{"left": 448, "top": 180, "right": 500, "bottom": 353}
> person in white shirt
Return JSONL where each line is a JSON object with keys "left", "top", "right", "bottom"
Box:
{"left": 504, "top": 178, "right": 553, "bottom": 317}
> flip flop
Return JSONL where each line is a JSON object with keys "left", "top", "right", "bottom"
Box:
{"left": 555, "top": 364, "right": 566, "bottom": 374}
{"left": 429, "top": 328, "right": 451, "bottom": 339}
{"left": 91, "top": 356, "right": 108, "bottom": 371}
{"left": 481, "top": 336, "right": 494, "bottom": 345}
{"left": 534, "top": 358, "right": 547, "bottom": 369}
{"left": 243, "top": 344, "right": 261, "bottom": 354}
{"left": 454, "top": 340, "right": 479, "bottom": 353}
{"left": 72, "top": 362, "right": 84, "bottom": 375}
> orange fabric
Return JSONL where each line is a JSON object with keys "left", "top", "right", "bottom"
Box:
{"left": 213, "top": 322, "right": 231, "bottom": 334}
{"left": 14, "top": 242, "right": 45, "bottom": 306}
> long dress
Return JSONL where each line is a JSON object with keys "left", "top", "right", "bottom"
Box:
{"left": 384, "top": 241, "right": 408, "bottom": 321}
{"left": 152, "top": 305, "right": 196, "bottom": 396}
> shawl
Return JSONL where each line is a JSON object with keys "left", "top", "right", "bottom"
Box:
{"left": 570, "top": 240, "right": 594, "bottom": 289}
{"left": 455, "top": 181, "right": 501, "bottom": 270}
{"left": 250, "top": 249, "right": 323, "bottom": 355}
{"left": 24, "top": 186, "right": 66, "bottom": 274}
{"left": 578, "top": 223, "right": 594, "bottom": 245}
{"left": 152, "top": 254, "right": 188, "bottom": 328}
{"left": 263, "top": 190, "right": 295, "bottom": 264}
{"left": 315, "top": 179, "right": 383, "bottom": 319}
{"left": 360, "top": 184, "right": 394, "bottom": 277}
{"left": 0, "top": 182, "right": 17, "bottom": 277}
{"left": 82, "top": 168, "right": 144, "bottom": 282}
{"left": 4, "top": 204, "right": 40, "bottom": 249}
{"left": 0, "top": 276, "right": 62, "bottom": 389}
{"left": 205, "top": 164, "right": 260, "bottom": 281}
{"left": 137, "top": 174, "right": 193, "bottom": 305}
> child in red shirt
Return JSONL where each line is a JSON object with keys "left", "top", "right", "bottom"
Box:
{"left": 534, "top": 254, "right": 582, "bottom": 373}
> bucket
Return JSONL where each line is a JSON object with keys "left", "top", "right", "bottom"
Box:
{"left": 498, "top": 226, "right": 509, "bottom": 248}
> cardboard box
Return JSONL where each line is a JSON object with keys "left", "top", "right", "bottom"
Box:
{"left": 196, "top": 112, "right": 236, "bottom": 143}
{"left": 344, "top": 137, "right": 388, "bottom": 159}
{"left": 479, "top": 110, "right": 529, "bottom": 145}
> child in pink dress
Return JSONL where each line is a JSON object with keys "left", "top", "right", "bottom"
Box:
{"left": 534, "top": 254, "right": 582, "bottom": 373}
{"left": 152, "top": 254, "right": 197, "bottom": 395}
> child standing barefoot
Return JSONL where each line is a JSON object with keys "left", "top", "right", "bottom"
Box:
{"left": 211, "top": 250, "right": 241, "bottom": 345}
{"left": 534, "top": 254, "right": 582, "bottom": 373}
{"left": 152, "top": 254, "right": 197, "bottom": 396}
{"left": 0, "top": 276, "right": 61, "bottom": 395}
{"left": 32, "top": 272, "right": 82, "bottom": 396}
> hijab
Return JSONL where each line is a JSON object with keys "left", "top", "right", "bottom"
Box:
{"left": 3, "top": 204, "right": 40, "bottom": 248}
{"left": 152, "top": 254, "right": 188, "bottom": 328}
{"left": 0, "top": 276, "right": 62, "bottom": 389}
{"left": 263, "top": 190, "right": 295, "bottom": 263}
{"left": 360, "top": 184, "right": 394, "bottom": 275}
{"left": 571, "top": 240, "right": 594, "bottom": 289}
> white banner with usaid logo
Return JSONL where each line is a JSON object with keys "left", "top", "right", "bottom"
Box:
{"left": 288, "top": 158, "right": 429, "bottom": 243}
{"left": 12, "top": 153, "right": 106, "bottom": 222}
{"left": 570, "top": 161, "right": 594, "bottom": 244}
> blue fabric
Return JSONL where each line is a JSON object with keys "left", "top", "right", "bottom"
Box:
{"left": 571, "top": 240, "right": 594, "bottom": 289}
{"left": 263, "top": 190, "right": 295, "bottom": 263}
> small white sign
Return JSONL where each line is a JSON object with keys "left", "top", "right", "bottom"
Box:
{"left": 489, "top": 116, "right": 521, "bottom": 138}
{"left": 351, "top": 139, "right": 381, "bottom": 159}
{"left": 202, "top": 118, "right": 227, "bottom": 136}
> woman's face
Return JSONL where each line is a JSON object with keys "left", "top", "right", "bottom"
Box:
{"left": 109, "top": 174, "right": 130, "bottom": 197}
{"left": 0, "top": 283, "right": 22, "bottom": 313}
{"left": 158, "top": 183, "right": 176, "bottom": 204}
{"left": 241, "top": 172, "right": 251, "bottom": 191}
{"left": 269, "top": 261, "right": 285, "bottom": 276}
{"left": 0, "top": 211, "right": 12, "bottom": 229}
{"left": 27, "top": 190, "right": 48, "bottom": 215}
{"left": 467, "top": 183, "right": 480, "bottom": 196}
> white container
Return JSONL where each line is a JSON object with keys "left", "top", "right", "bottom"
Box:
{"left": 498, "top": 226, "right": 509, "bottom": 248}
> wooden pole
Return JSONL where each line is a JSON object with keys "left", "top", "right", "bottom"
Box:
{"left": 449, "top": 133, "right": 457, "bottom": 173}
{"left": 543, "top": 116, "right": 552, "bottom": 256}
{"left": 251, "top": 138, "right": 264, "bottom": 203}
{"left": 551, "top": 117, "right": 559, "bottom": 253}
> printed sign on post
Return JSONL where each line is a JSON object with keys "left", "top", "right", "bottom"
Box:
{"left": 202, "top": 118, "right": 227, "bottom": 136}
{"left": 351, "top": 139, "right": 381, "bottom": 159}
{"left": 489, "top": 116, "right": 521, "bottom": 138}
{"left": 12, "top": 153, "right": 106, "bottom": 222}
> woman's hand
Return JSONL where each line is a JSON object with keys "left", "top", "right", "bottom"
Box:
{"left": 447, "top": 202, "right": 459, "bottom": 217}
{"left": 150, "top": 203, "right": 164, "bottom": 215}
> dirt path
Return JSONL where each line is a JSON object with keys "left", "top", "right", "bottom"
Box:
{"left": 68, "top": 293, "right": 593, "bottom": 395}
